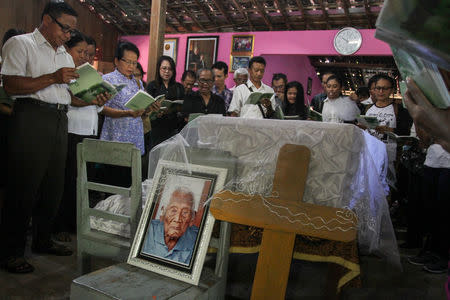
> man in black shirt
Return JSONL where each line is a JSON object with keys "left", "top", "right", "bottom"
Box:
{"left": 310, "top": 71, "right": 335, "bottom": 113}
{"left": 182, "top": 68, "right": 226, "bottom": 120}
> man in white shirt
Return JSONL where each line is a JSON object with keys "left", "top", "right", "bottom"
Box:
{"left": 0, "top": 1, "right": 86, "bottom": 273}
{"left": 228, "top": 56, "right": 276, "bottom": 118}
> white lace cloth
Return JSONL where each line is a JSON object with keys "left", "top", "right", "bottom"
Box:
{"left": 90, "top": 116, "right": 400, "bottom": 267}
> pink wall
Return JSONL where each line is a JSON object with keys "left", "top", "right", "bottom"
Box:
{"left": 122, "top": 29, "right": 392, "bottom": 97}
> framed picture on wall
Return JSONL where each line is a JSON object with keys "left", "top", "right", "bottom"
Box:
{"left": 230, "top": 55, "right": 252, "bottom": 72}
{"left": 163, "top": 38, "right": 178, "bottom": 63}
{"left": 128, "top": 160, "right": 227, "bottom": 285}
{"left": 185, "top": 36, "right": 219, "bottom": 73}
{"left": 231, "top": 35, "right": 254, "bottom": 53}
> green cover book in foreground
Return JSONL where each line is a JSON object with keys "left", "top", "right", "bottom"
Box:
{"left": 125, "top": 91, "right": 165, "bottom": 111}
{"left": 245, "top": 92, "right": 274, "bottom": 105}
{"left": 69, "top": 62, "right": 125, "bottom": 103}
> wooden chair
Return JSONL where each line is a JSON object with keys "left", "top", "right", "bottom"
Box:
{"left": 76, "top": 139, "right": 142, "bottom": 274}
{"left": 71, "top": 147, "right": 236, "bottom": 300}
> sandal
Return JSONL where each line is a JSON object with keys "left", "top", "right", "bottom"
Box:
{"left": 32, "top": 241, "right": 73, "bottom": 256}
{"left": 0, "top": 256, "right": 35, "bottom": 274}
{"left": 53, "top": 231, "right": 72, "bottom": 242}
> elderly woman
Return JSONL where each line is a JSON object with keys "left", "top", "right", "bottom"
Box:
{"left": 282, "top": 81, "right": 307, "bottom": 119}
{"left": 146, "top": 55, "right": 184, "bottom": 148}
{"left": 321, "top": 75, "right": 360, "bottom": 123}
{"left": 100, "top": 41, "right": 158, "bottom": 186}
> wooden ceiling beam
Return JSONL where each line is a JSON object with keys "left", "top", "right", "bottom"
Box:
{"left": 212, "top": 0, "right": 238, "bottom": 31}
{"left": 250, "top": 0, "right": 273, "bottom": 30}
{"left": 341, "top": 0, "right": 353, "bottom": 27}
{"left": 178, "top": 2, "right": 206, "bottom": 31}
{"left": 90, "top": 0, "right": 129, "bottom": 34}
{"left": 274, "top": 0, "right": 293, "bottom": 30}
{"left": 363, "top": 0, "right": 373, "bottom": 29}
{"left": 294, "top": 0, "right": 309, "bottom": 29}
{"left": 193, "top": 0, "right": 220, "bottom": 30}
{"left": 167, "top": 9, "right": 191, "bottom": 32}
{"left": 317, "top": 0, "right": 331, "bottom": 29}
{"left": 230, "top": 0, "right": 255, "bottom": 31}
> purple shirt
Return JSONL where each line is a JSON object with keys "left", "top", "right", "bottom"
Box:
{"left": 212, "top": 85, "right": 233, "bottom": 111}
{"left": 100, "top": 69, "right": 145, "bottom": 155}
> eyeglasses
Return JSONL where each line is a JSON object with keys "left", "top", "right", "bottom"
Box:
{"left": 374, "top": 86, "right": 392, "bottom": 91}
{"left": 198, "top": 78, "right": 213, "bottom": 85}
{"left": 160, "top": 66, "right": 173, "bottom": 72}
{"left": 120, "top": 59, "right": 138, "bottom": 66}
{"left": 273, "top": 85, "right": 285, "bottom": 91}
{"left": 50, "top": 15, "right": 76, "bottom": 34}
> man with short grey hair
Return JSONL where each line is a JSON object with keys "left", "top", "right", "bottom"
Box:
{"left": 142, "top": 187, "right": 199, "bottom": 265}
{"left": 230, "top": 68, "right": 249, "bottom": 91}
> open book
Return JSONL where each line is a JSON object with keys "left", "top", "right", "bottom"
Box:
{"left": 391, "top": 46, "right": 450, "bottom": 109}
{"left": 375, "top": 0, "right": 450, "bottom": 71}
{"left": 245, "top": 92, "right": 274, "bottom": 105}
{"left": 308, "top": 108, "right": 322, "bottom": 122}
{"left": 160, "top": 99, "right": 183, "bottom": 110}
{"left": 356, "top": 115, "right": 379, "bottom": 129}
{"left": 375, "top": 0, "right": 450, "bottom": 109}
{"left": 69, "top": 62, "right": 126, "bottom": 103}
{"left": 188, "top": 113, "right": 223, "bottom": 122}
{"left": 125, "top": 91, "right": 165, "bottom": 111}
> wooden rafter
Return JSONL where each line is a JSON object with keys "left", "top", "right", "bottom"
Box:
{"left": 363, "top": 0, "right": 373, "bottom": 29}
{"left": 91, "top": 0, "right": 129, "bottom": 34}
{"left": 230, "top": 0, "right": 255, "bottom": 31}
{"left": 167, "top": 9, "right": 192, "bottom": 32}
{"left": 274, "top": 0, "right": 293, "bottom": 30}
{"left": 250, "top": 0, "right": 273, "bottom": 30}
{"left": 193, "top": 0, "right": 220, "bottom": 31}
{"left": 212, "top": 0, "right": 238, "bottom": 30}
{"left": 134, "top": 0, "right": 179, "bottom": 33}
{"left": 178, "top": 2, "right": 206, "bottom": 31}
{"left": 294, "top": 0, "right": 309, "bottom": 29}
{"left": 341, "top": 0, "right": 352, "bottom": 27}
{"left": 317, "top": 0, "right": 331, "bottom": 29}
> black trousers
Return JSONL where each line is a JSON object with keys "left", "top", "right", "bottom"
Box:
{"left": 0, "top": 100, "right": 67, "bottom": 258}
{"left": 422, "top": 166, "right": 450, "bottom": 258}
{"left": 53, "top": 133, "right": 96, "bottom": 233}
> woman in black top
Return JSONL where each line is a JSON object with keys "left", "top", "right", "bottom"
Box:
{"left": 146, "top": 56, "right": 184, "bottom": 148}
{"left": 283, "top": 81, "right": 307, "bottom": 120}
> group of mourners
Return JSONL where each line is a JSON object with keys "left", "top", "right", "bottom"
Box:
{"left": 0, "top": 1, "right": 447, "bottom": 277}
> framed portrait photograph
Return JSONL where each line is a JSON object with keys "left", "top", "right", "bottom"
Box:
{"left": 163, "top": 38, "right": 178, "bottom": 63}
{"left": 231, "top": 35, "right": 254, "bottom": 53}
{"left": 230, "top": 55, "right": 252, "bottom": 72}
{"left": 185, "top": 36, "right": 219, "bottom": 73}
{"left": 128, "top": 160, "right": 227, "bottom": 285}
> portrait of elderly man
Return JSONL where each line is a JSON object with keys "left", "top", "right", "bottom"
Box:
{"left": 142, "top": 187, "right": 199, "bottom": 265}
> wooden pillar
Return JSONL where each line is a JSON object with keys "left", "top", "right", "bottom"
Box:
{"left": 147, "top": 0, "right": 167, "bottom": 82}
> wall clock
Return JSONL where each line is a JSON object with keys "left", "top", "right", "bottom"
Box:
{"left": 333, "top": 27, "right": 362, "bottom": 55}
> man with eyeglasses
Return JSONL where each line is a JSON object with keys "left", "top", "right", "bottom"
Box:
{"left": 0, "top": 1, "right": 90, "bottom": 273}
{"left": 271, "top": 73, "right": 287, "bottom": 111}
{"left": 182, "top": 68, "right": 226, "bottom": 121}
{"left": 310, "top": 71, "right": 335, "bottom": 113}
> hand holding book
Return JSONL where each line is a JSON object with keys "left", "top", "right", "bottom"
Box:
{"left": 404, "top": 78, "right": 450, "bottom": 153}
